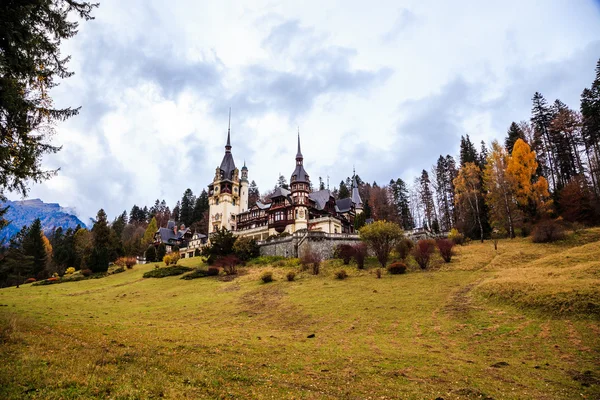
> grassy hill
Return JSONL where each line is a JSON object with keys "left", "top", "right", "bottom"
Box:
{"left": 1, "top": 230, "right": 599, "bottom": 399}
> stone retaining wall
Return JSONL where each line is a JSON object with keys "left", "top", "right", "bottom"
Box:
{"left": 259, "top": 232, "right": 361, "bottom": 259}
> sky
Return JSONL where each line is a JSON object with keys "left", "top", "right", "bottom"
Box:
{"left": 12, "top": 0, "right": 600, "bottom": 222}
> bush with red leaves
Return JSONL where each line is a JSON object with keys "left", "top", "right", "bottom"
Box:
{"left": 412, "top": 239, "right": 436, "bottom": 269}
{"left": 334, "top": 244, "right": 355, "bottom": 265}
{"left": 436, "top": 239, "right": 455, "bottom": 263}
{"left": 352, "top": 243, "right": 368, "bottom": 269}
{"left": 214, "top": 255, "right": 241, "bottom": 275}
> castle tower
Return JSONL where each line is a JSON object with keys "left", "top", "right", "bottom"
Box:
{"left": 290, "top": 131, "right": 310, "bottom": 232}
{"left": 240, "top": 160, "right": 249, "bottom": 213}
{"left": 208, "top": 111, "right": 242, "bottom": 233}
{"left": 351, "top": 168, "right": 363, "bottom": 214}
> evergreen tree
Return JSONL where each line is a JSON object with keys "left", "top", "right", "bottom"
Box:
{"left": 550, "top": 100, "right": 583, "bottom": 185}
{"left": 21, "top": 219, "right": 46, "bottom": 278}
{"left": 419, "top": 170, "right": 437, "bottom": 230}
{"left": 156, "top": 243, "right": 167, "bottom": 262}
{"left": 248, "top": 180, "right": 260, "bottom": 207}
{"left": 459, "top": 135, "right": 479, "bottom": 167}
{"left": 505, "top": 122, "right": 526, "bottom": 154}
{"left": 276, "top": 175, "right": 289, "bottom": 190}
{"left": 0, "top": 1, "right": 97, "bottom": 199}
{"left": 89, "top": 209, "right": 111, "bottom": 273}
{"left": 580, "top": 58, "right": 600, "bottom": 196}
{"left": 192, "top": 189, "right": 209, "bottom": 226}
{"left": 172, "top": 201, "right": 181, "bottom": 223}
{"left": 145, "top": 245, "right": 157, "bottom": 263}
{"left": 338, "top": 180, "right": 350, "bottom": 199}
{"left": 142, "top": 217, "right": 158, "bottom": 249}
{"left": 479, "top": 141, "right": 489, "bottom": 168}
{"left": 435, "top": 156, "right": 452, "bottom": 231}
{"left": 531, "top": 92, "right": 560, "bottom": 191}
{"left": 319, "top": 177, "right": 325, "bottom": 190}
{"left": 180, "top": 188, "right": 195, "bottom": 227}
{"left": 454, "top": 163, "right": 485, "bottom": 242}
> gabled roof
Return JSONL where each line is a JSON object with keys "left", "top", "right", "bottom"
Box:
{"left": 270, "top": 187, "right": 291, "bottom": 199}
{"left": 255, "top": 201, "right": 271, "bottom": 210}
{"left": 309, "top": 189, "right": 333, "bottom": 210}
{"left": 336, "top": 198, "right": 353, "bottom": 213}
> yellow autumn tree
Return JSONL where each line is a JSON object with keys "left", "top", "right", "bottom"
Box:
{"left": 483, "top": 141, "right": 521, "bottom": 238}
{"left": 454, "top": 162, "right": 485, "bottom": 242}
{"left": 41, "top": 234, "right": 53, "bottom": 273}
{"left": 507, "top": 138, "right": 552, "bottom": 217}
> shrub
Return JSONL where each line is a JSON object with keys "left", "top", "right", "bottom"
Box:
{"left": 334, "top": 269, "right": 348, "bottom": 280}
{"left": 81, "top": 269, "right": 92, "bottom": 277}
{"left": 214, "top": 255, "right": 240, "bottom": 275}
{"left": 247, "top": 256, "right": 286, "bottom": 266}
{"left": 156, "top": 243, "right": 167, "bottom": 263}
{"left": 181, "top": 269, "right": 211, "bottom": 280}
{"left": 387, "top": 262, "right": 407, "bottom": 274}
{"left": 375, "top": 268, "right": 382, "bottom": 279}
{"left": 448, "top": 228, "right": 465, "bottom": 245}
{"left": 300, "top": 248, "right": 321, "bottom": 275}
{"left": 24, "top": 277, "right": 36, "bottom": 284}
{"left": 143, "top": 266, "right": 193, "bottom": 278}
{"left": 115, "top": 257, "right": 136, "bottom": 269}
{"left": 532, "top": 219, "right": 566, "bottom": 243}
{"left": 334, "top": 244, "right": 355, "bottom": 265}
{"left": 233, "top": 236, "right": 260, "bottom": 261}
{"left": 145, "top": 245, "right": 157, "bottom": 263}
{"left": 286, "top": 271, "right": 296, "bottom": 281}
{"left": 352, "top": 243, "right": 368, "bottom": 269}
{"left": 111, "top": 266, "right": 125, "bottom": 275}
{"left": 260, "top": 271, "right": 273, "bottom": 283}
{"left": 163, "top": 255, "right": 172, "bottom": 266}
{"left": 436, "top": 239, "right": 455, "bottom": 263}
{"left": 395, "top": 238, "right": 414, "bottom": 260}
{"left": 65, "top": 267, "right": 75, "bottom": 275}
{"left": 359, "top": 221, "right": 404, "bottom": 267}
{"left": 412, "top": 239, "right": 436, "bottom": 269}
{"left": 207, "top": 266, "right": 220, "bottom": 276}
{"left": 520, "top": 223, "right": 532, "bottom": 237}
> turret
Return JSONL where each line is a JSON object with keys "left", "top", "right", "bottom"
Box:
{"left": 351, "top": 168, "right": 363, "bottom": 214}
{"left": 240, "top": 160, "right": 249, "bottom": 212}
{"left": 291, "top": 130, "right": 309, "bottom": 231}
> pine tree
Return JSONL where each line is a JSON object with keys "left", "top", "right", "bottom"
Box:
{"left": 419, "top": 170, "right": 437, "bottom": 230}
{"left": 505, "top": 122, "right": 526, "bottom": 154}
{"left": 396, "top": 178, "right": 413, "bottom": 230}
{"left": 142, "top": 217, "right": 158, "bottom": 249}
{"left": 172, "top": 201, "right": 181, "bottom": 223}
{"left": 319, "top": 177, "right": 325, "bottom": 190}
{"left": 276, "top": 175, "right": 289, "bottom": 190}
{"left": 434, "top": 156, "right": 452, "bottom": 231}
{"left": 338, "top": 180, "right": 350, "bottom": 199}
{"left": 192, "top": 190, "right": 209, "bottom": 226}
{"left": 460, "top": 135, "right": 479, "bottom": 167}
{"left": 21, "top": 219, "right": 47, "bottom": 278}
{"left": 89, "top": 209, "right": 111, "bottom": 273}
{"left": 531, "top": 92, "right": 560, "bottom": 191}
{"left": 0, "top": 1, "right": 97, "bottom": 199}
{"left": 248, "top": 181, "right": 260, "bottom": 207}
{"left": 581, "top": 58, "right": 600, "bottom": 196}
{"left": 180, "top": 189, "right": 195, "bottom": 227}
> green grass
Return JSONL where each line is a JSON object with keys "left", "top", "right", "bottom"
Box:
{"left": 0, "top": 231, "right": 599, "bottom": 399}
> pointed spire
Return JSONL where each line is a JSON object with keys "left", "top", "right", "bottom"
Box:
{"left": 225, "top": 108, "right": 232, "bottom": 151}
{"left": 296, "top": 127, "right": 303, "bottom": 159}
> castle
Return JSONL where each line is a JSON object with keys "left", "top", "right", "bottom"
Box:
{"left": 208, "top": 121, "right": 363, "bottom": 242}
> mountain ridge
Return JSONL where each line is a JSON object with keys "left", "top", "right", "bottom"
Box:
{"left": 1, "top": 198, "right": 87, "bottom": 243}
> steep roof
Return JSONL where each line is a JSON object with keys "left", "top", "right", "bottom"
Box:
{"left": 219, "top": 111, "right": 237, "bottom": 180}
{"left": 270, "top": 187, "right": 291, "bottom": 199}
{"left": 336, "top": 198, "right": 353, "bottom": 213}
{"left": 309, "top": 189, "right": 333, "bottom": 210}
{"left": 291, "top": 131, "right": 309, "bottom": 183}
{"left": 351, "top": 175, "right": 363, "bottom": 207}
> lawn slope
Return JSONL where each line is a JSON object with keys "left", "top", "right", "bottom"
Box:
{"left": 0, "top": 231, "right": 599, "bottom": 399}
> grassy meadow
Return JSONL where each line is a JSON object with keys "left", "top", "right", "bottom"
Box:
{"left": 1, "top": 230, "right": 599, "bottom": 399}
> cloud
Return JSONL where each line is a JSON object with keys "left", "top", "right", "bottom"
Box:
{"left": 10, "top": 0, "right": 600, "bottom": 222}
